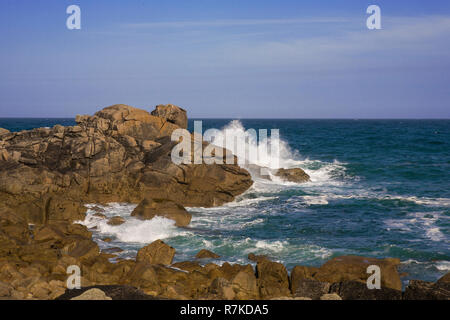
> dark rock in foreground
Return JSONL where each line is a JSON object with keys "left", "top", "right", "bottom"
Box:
{"left": 56, "top": 285, "right": 160, "bottom": 300}
{"left": 293, "top": 279, "right": 330, "bottom": 300}
{"left": 404, "top": 279, "right": 450, "bottom": 300}
{"left": 329, "top": 281, "right": 402, "bottom": 300}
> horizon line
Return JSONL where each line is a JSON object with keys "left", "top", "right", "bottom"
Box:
{"left": 1, "top": 117, "right": 449, "bottom": 120}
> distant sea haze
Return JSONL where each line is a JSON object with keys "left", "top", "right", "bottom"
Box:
{"left": 2, "top": 118, "right": 449, "bottom": 287}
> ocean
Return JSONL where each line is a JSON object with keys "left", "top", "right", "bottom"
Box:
{"left": 1, "top": 118, "right": 449, "bottom": 287}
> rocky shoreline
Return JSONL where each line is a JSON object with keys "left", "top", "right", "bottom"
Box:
{"left": 0, "top": 104, "right": 448, "bottom": 300}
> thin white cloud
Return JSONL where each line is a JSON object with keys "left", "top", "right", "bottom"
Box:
{"left": 124, "top": 17, "right": 351, "bottom": 29}
{"left": 211, "top": 15, "right": 450, "bottom": 70}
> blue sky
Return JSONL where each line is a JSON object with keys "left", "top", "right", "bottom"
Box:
{"left": 0, "top": 0, "right": 449, "bottom": 118}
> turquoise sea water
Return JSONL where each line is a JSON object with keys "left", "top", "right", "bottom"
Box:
{"left": 1, "top": 118, "right": 449, "bottom": 286}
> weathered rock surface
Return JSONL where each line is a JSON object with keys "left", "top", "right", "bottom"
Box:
{"left": 131, "top": 198, "right": 191, "bottom": 227}
{"left": 136, "top": 240, "right": 175, "bottom": 265}
{"left": 151, "top": 104, "right": 188, "bottom": 129}
{"left": 292, "top": 279, "right": 331, "bottom": 300}
{"left": 256, "top": 260, "right": 291, "bottom": 299}
{"left": 275, "top": 168, "right": 310, "bottom": 183}
{"left": 290, "top": 265, "right": 319, "bottom": 293}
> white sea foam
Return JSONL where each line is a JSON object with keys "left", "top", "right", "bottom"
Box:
{"left": 402, "top": 259, "right": 422, "bottom": 265}
{"left": 436, "top": 261, "right": 450, "bottom": 271}
{"left": 79, "top": 203, "right": 189, "bottom": 244}
{"left": 205, "top": 120, "right": 350, "bottom": 187}
{"left": 302, "top": 195, "right": 329, "bottom": 205}
{"left": 207, "top": 120, "right": 301, "bottom": 170}
{"left": 384, "top": 211, "right": 447, "bottom": 242}
{"left": 255, "top": 240, "right": 287, "bottom": 252}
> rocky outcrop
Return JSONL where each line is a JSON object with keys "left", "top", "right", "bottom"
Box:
{"left": 275, "top": 168, "right": 310, "bottom": 183}
{"left": 0, "top": 104, "right": 253, "bottom": 228}
{"left": 131, "top": 198, "right": 191, "bottom": 227}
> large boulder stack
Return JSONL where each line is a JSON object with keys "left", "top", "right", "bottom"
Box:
{"left": 0, "top": 103, "right": 253, "bottom": 225}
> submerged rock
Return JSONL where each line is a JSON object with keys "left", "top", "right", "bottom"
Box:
{"left": 275, "top": 168, "right": 310, "bottom": 183}
{"left": 131, "top": 198, "right": 191, "bottom": 227}
{"left": 195, "top": 249, "right": 220, "bottom": 259}
{"left": 107, "top": 216, "right": 126, "bottom": 226}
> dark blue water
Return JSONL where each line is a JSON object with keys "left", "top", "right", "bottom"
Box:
{"left": 2, "top": 118, "right": 449, "bottom": 285}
